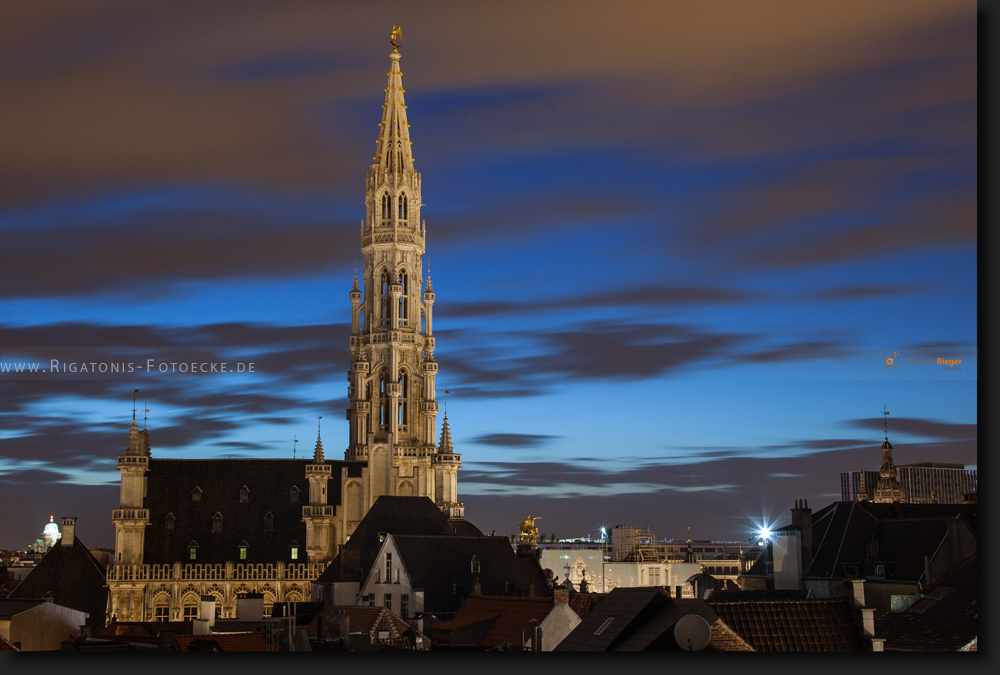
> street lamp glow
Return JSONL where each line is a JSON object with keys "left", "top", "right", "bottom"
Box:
{"left": 759, "top": 527, "right": 772, "bottom": 541}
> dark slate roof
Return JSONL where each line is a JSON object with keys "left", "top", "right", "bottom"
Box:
{"left": 7, "top": 535, "right": 108, "bottom": 631}
{"left": 553, "top": 587, "right": 666, "bottom": 652}
{"left": 746, "top": 501, "right": 977, "bottom": 581}
{"left": 392, "top": 535, "right": 551, "bottom": 614}
{"left": 144, "top": 458, "right": 364, "bottom": 565}
{"left": 315, "top": 496, "right": 483, "bottom": 584}
{"left": 707, "top": 598, "right": 865, "bottom": 651}
{"left": 610, "top": 599, "right": 719, "bottom": 652}
{"left": 876, "top": 553, "right": 977, "bottom": 651}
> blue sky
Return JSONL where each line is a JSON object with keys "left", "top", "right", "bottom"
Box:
{"left": 0, "top": 1, "right": 977, "bottom": 549}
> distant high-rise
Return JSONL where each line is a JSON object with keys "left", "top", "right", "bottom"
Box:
{"left": 841, "top": 463, "right": 977, "bottom": 505}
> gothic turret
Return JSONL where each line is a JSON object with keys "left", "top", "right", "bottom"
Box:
{"left": 304, "top": 418, "right": 335, "bottom": 563}
{"left": 873, "top": 407, "right": 906, "bottom": 503}
{"left": 113, "top": 399, "right": 150, "bottom": 569}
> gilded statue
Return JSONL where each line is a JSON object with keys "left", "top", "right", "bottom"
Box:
{"left": 519, "top": 514, "right": 542, "bottom": 545}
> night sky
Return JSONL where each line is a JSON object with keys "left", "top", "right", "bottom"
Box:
{"left": 0, "top": 1, "right": 977, "bottom": 550}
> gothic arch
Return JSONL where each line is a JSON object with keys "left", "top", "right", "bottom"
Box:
{"left": 398, "top": 479, "right": 414, "bottom": 497}
{"left": 345, "top": 480, "right": 364, "bottom": 522}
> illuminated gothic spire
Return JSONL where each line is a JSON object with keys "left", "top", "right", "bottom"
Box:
{"left": 313, "top": 416, "right": 325, "bottom": 462}
{"left": 873, "top": 407, "right": 906, "bottom": 503}
{"left": 373, "top": 27, "right": 416, "bottom": 175}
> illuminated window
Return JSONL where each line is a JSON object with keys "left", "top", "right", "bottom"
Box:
{"left": 290, "top": 540, "right": 300, "bottom": 560}
{"left": 239, "top": 540, "right": 249, "bottom": 560}
{"left": 188, "top": 541, "right": 199, "bottom": 560}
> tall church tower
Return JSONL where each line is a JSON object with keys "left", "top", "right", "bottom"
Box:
{"left": 345, "top": 29, "right": 461, "bottom": 509}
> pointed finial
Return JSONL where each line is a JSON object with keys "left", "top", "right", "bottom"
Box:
{"left": 391, "top": 25, "right": 402, "bottom": 53}
{"left": 144, "top": 403, "right": 150, "bottom": 430}
{"left": 293, "top": 436, "right": 298, "bottom": 459}
{"left": 883, "top": 405, "right": 890, "bottom": 440}
{"left": 426, "top": 269, "right": 433, "bottom": 293}
{"left": 313, "top": 417, "right": 325, "bottom": 462}
{"left": 318, "top": 415, "right": 323, "bottom": 438}
{"left": 131, "top": 384, "right": 140, "bottom": 421}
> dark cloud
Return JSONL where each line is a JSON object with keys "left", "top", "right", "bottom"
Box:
{"left": 471, "top": 433, "right": 559, "bottom": 448}
{"left": 811, "top": 284, "right": 927, "bottom": 301}
{"left": 846, "top": 416, "right": 977, "bottom": 441}
{"left": 0, "top": 217, "right": 358, "bottom": 299}
{"left": 736, "top": 340, "right": 850, "bottom": 364}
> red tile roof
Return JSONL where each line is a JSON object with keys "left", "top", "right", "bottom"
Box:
{"left": 0, "top": 634, "right": 19, "bottom": 651}
{"left": 307, "top": 605, "right": 426, "bottom": 646}
{"left": 431, "top": 594, "right": 553, "bottom": 648}
{"left": 708, "top": 598, "right": 865, "bottom": 651}
{"left": 568, "top": 593, "right": 603, "bottom": 619}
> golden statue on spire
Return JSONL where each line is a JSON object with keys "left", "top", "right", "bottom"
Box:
{"left": 391, "top": 25, "right": 402, "bottom": 53}
{"left": 519, "top": 515, "right": 542, "bottom": 545}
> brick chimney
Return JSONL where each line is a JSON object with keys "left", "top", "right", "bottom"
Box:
{"left": 553, "top": 588, "right": 569, "bottom": 604}
{"left": 790, "top": 500, "right": 812, "bottom": 565}
{"left": 61, "top": 517, "right": 77, "bottom": 547}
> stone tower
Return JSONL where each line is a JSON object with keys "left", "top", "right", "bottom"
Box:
{"left": 303, "top": 422, "right": 336, "bottom": 563}
{"left": 113, "top": 409, "right": 150, "bottom": 565}
{"left": 345, "top": 35, "right": 460, "bottom": 509}
{"left": 872, "top": 437, "right": 907, "bottom": 503}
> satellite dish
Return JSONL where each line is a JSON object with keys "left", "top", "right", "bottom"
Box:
{"left": 671, "top": 614, "right": 712, "bottom": 652}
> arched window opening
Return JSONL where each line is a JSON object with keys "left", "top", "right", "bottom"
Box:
{"left": 398, "top": 370, "right": 408, "bottom": 427}
{"left": 380, "top": 271, "right": 390, "bottom": 325}
{"left": 381, "top": 193, "right": 390, "bottom": 221}
{"left": 379, "top": 369, "right": 391, "bottom": 428}
{"left": 212, "top": 512, "right": 223, "bottom": 533}
{"left": 153, "top": 595, "right": 170, "bottom": 621}
{"left": 240, "top": 485, "right": 250, "bottom": 503}
{"left": 164, "top": 513, "right": 175, "bottom": 533}
{"left": 289, "top": 540, "right": 300, "bottom": 561}
{"left": 289, "top": 486, "right": 300, "bottom": 504}
{"left": 398, "top": 194, "right": 408, "bottom": 221}
{"left": 188, "top": 541, "right": 199, "bottom": 561}
{"left": 239, "top": 540, "right": 249, "bottom": 561}
{"left": 398, "top": 271, "right": 408, "bottom": 326}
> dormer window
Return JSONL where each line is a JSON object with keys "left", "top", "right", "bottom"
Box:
{"left": 240, "top": 486, "right": 250, "bottom": 503}
{"left": 164, "top": 513, "right": 175, "bottom": 533}
{"left": 189, "top": 540, "right": 199, "bottom": 560}
{"left": 239, "top": 540, "right": 249, "bottom": 561}
{"left": 212, "top": 512, "right": 223, "bottom": 533}
{"left": 191, "top": 486, "right": 202, "bottom": 502}
{"left": 289, "top": 486, "right": 300, "bottom": 504}
{"left": 289, "top": 540, "right": 300, "bottom": 561}
{"left": 264, "top": 512, "right": 274, "bottom": 533}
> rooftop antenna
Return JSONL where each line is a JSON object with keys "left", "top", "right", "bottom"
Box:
{"left": 882, "top": 405, "right": 890, "bottom": 440}
{"left": 293, "top": 436, "right": 298, "bottom": 459}
{"left": 443, "top": 385, "right": 450, "bottom": 415}
{"left": 131, "top": 384, "right": 139, "bottom": 421}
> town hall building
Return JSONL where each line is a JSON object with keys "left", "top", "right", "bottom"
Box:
{"left": 106, "top": 36, "right": 461, "bottom": 623}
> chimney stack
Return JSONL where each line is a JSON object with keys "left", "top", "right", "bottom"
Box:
{"left": 553, "top": 588, "right": 569, "bottom": 604}
{"left": 61, "top": 517, "right": 77, "bottom": 547}
{"left": 790, "top": 500, "right": 813, "bottom": 566}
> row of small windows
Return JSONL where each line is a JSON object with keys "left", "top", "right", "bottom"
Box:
{"left": 190, "top": 485, "right": 300, "bottom": 503}
{"left": 379, "top": 271, "right": 409, "bottom": 325}
{"left": 164, "top": 511, "right": 286, "bottom": 534}
{"left": 186, "top": 539, "right": 299, "bottom": 561}
{"left": 380, "top": 193, "right": 408, "bottom": 220}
